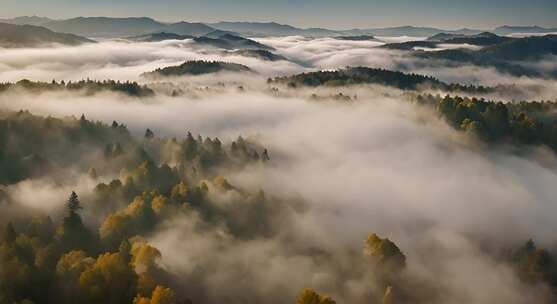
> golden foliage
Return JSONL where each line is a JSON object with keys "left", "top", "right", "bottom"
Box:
{"left": 150, "top": 285, "right": 177, "bottom": 304}
{"left": 296, "top": 288, "right": 336, "bottom": 304}
{"left": 131, "top": 241, "right": 162, "bottom": 274}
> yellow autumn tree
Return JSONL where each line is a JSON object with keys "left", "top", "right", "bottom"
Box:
{"left": 133, "top": 285, "right": 177, "bottom": 304}
{"left": 296, "top": 288, "right": 336, "bottom": 304}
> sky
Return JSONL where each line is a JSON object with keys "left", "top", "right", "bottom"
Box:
{"left": 2, "top": 0, "right": 557, "bottom": 30}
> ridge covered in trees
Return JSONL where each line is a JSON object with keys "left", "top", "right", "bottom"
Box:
{"left": 414, "top": 94, "right": 557, "bottom": 151}
{"left": 415, "top": 34, "right": 557, "bottom": 78}
{"left": 0, "top": 110, "right": 267, "bottom": 184}
{"left": 270, "top": 66, "right": 494, "bottom": 94}
{"left": 0, "top": 110, "right": 274, "bottom": 303}
{"left": 142, "top": 60, "right": 253, "bottom": 78}
{"left": 0, "top": 79, "right": 155, "bottom": 97}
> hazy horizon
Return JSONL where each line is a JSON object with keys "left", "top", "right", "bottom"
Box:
{"left": 3, "top": 0, "right": 557, "bottom": 30}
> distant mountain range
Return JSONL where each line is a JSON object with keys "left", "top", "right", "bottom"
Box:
{"left": 0, "top": 16, "right": 52, "bottom": 26}
{"left": 342, "top": 26, "right": 484, "bottom": 37}
{"left": 206, "top": 22, "right": 340, "bottom": 37}
{"left": 0, "top": 16, "right": 556, "bottom": 38}
{"left": 494, "top": 26, "right": 557, "bottom": 36}
{"left": 13, "top": 17, "right": 215, "bottom": 38}
{"left": 0, "top": 22, "right": 94, "bottom": 48}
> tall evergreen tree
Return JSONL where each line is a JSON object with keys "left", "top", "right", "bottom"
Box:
{"left": 64, "top": 191, "right": 83, "bottom": 228}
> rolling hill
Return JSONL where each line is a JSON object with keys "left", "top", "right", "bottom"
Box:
{"left": 415, "top": 34, "right": 557, "bottom": 77}
{"left": 270, "top": 66, "right": 493, "bottom": 94}
{"left": 428, "top": 32, "right": 513, "bottom": 46}
{"left": 0, "top": 22, "right": 95, "bottom": 48}
{"left": 193, "top": 33, "right": 273, "bottom": 50}
{"left": 207, "top": 21, "right": 339, "bottom": 37}
{"left": 381, "top": 40, "right": 438, "bottom": 50}
{"left": 335, "top": 35, "right": 380, "bottom": 41}
{"left": 494, "top": 26, "right": 557, "bottom": 36}
{"left": 341, "top": 26, "right": 483, "bottom": 37}
{"left": 0, "top": 16, "right": 53, "bottom": 26}
{"left": 126, "top": 32, "right": 194, "bottom": 42}
{"left": 142, "top": 60, "right": 253, "bottom": 78}
{"left": 231, "top": 49, "right": 287, "bottom": 61}
{"left": 419, "top": 34, "right": 557, "bottom": 62}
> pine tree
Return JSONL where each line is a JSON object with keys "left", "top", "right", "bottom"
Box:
{"left": 64, "top": 191, "right": 83, "bottom": 228}
{"left": 68, "top": 191, "right": 81, "bottom": 213}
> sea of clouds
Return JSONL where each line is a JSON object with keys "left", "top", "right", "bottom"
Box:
{"left": 1, "top": 35, "right": 557, "bottom": 303}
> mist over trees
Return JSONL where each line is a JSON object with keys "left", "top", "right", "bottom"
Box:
{"left": 142, "top": 60, "right": 253, "bottom": 78}
{"left": 0, "top": 79, "right": 154, "bottom": 97}
{"left": 270, "top": 67, "right": 495, "bottom": 94}
{"left": 1, "top": 13, "right": 557, "bottom": 304}
{"left": 414, "top": 94, "right": 557, "bottom": 150}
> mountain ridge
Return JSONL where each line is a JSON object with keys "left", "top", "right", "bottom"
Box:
{"left": 0, "top": 22, "right": 95, "bottom": 48}
{"left": 1, "top": 16, "right": 557, "bottom": 38}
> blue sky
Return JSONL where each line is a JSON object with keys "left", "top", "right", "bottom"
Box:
{"left": 3, "top": 0, "right": 557, "bottom": 29}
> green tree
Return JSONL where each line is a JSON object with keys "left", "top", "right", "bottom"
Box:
{"left": 64, "top": 191, "right": 83, "bottom": 228}
{"left": 59, "top": 191, "right": 97, "bottom": 253}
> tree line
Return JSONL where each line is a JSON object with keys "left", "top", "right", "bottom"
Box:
{"left": 0, "top": 79, "right": 155, "bottom": 97}
{"left": 416, "top": 94, "right": 557, "bottom": 150}
{"left": 269, "top": 66, "right": 495, "bottom": 94}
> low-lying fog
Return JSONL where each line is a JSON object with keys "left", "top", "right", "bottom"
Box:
{"left": 0, "top": 37, "right": 556, "bottom": 100}
{"left": 1, "top": 35, "right": 557, "bottom": 303}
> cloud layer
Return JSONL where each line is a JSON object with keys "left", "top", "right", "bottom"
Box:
{"left": 1, "top": 35, "right": 557, "bottom": 303}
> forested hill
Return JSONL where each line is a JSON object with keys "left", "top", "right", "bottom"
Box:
{"left": 0, "top": 110, "right": 268, "bottom": 185}
{"left": 270, "top": 67, "right": 494, "bottom": 94}
{"left": 419, "top": 34, "right": 557, "bottom": 62}
{"left": 142, "top": 60, "right": 253, "bottom": 78}
{"left": 0, "top": 79, "right": 154, "bottom": 97}
{"left": 414, "top": 94, "right": 557, "bottom": 151}
{"left": 192, "top": 34, "right": 274, "bottom": 51}
{"left": 415, "top": 34, "right": 557, "bottom": 78}
{"left": 0, "top": 109, "right": 272, "bottom": 304}
{"left": 427, "top": 32, "right": 513, "bottom": 46}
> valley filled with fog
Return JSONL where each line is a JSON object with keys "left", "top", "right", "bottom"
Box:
{"left": 1, "top": 18, "right": 557, "bottom": 304}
